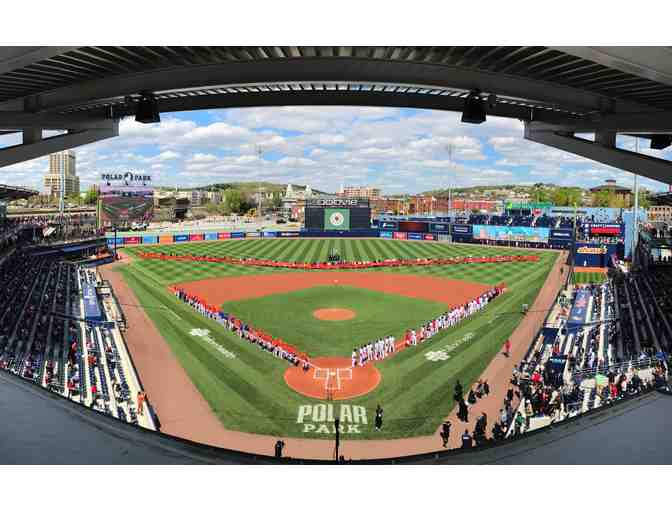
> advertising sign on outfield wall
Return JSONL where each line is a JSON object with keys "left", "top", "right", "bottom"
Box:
{"left": 451, "top": 224, "right": 473, "bottom": 235}
{"left": 124, "top": 236, "right": 141, "bottom": 245}
{"left": 230, "top": 232, "right": 246, "bottom": 239}
{"left": 424, "top": 234, "right": 437, "bottom": 241}
{"left": 246, "top": 231, "right": 260, "bottom": 237}
{"left": 262, "top": 231, "right": 278, "bottom": 238}
{"left": 218, "top": 232, "right": 231, "bottom": 239}
{"left": 204, "top": 232, "right": 218, "bottom": 241}
{"left": 393, "top": 232, "right": 407, "bottom": 240}
{"left": 550, "top": 229, "right": 573, "bottom": 240}
{"left": 378, "top": 221, "right": 398, "bottom": 230}
{"left": 430, "top": 223, "right": 450, "bottom": 233}
{"left": 142, "top": 235, "right": 158, "bottom": 244}
{"left": 279, "top": 231, "right": 300, "bottom": 237}
{"left": 174, "top": 234, "right": 189, "bottom": 242}
{"left": 189, "top": 233, "right": 205, "bottom": 241}
{"left": 159, "top": 235, "right": 173, "bottom": 244}
{"left": 408, "top": 232, "right": 424, "bottom": 240}
{"left": 379, "top": 231, "right": 394, "bottom": 239}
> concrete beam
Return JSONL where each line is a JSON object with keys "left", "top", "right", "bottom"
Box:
{"left": 552, "top": 47, "right": 672, "bottom": 88}
{"left": 0, "top": 110, "right": 112, "bottom": 130}
{"left": 103, "top": 89, "right": 580, "bottom": 125}
{"left": 526, "top": 111, "right": 672, "bottom": 134}
{"left": 525, "top": 123, "right": 672, "bottom": 184}
{"left": 24, "top": 58, "right": 655, "bottom": 115}
{"left": 0, "top": 123, "right": 118, "bottom": 168}
{"left": 0, "top": 47, "right": 77, "bottom": 75}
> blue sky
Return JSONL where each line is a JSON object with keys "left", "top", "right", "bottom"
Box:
{"left": 1, "top": 106, "right": 670, "bottom": 194}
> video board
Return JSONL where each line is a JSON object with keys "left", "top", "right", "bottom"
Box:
{"left": 304, "top": 196, "right": 371, "bottom": 230}
{"left": 99, "top": 183, "right": 154, "bottom": 228}
{"left": 473, "top": 225, "right": 550, "bottom": 243}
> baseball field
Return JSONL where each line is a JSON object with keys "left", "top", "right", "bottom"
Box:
{"left": 116, "top": 238, "right": 558, "bottom": 440}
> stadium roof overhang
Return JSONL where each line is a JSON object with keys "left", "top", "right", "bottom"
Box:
{"left": 1, "top": 46, "right": 672, "bottom": 183}
{"left": 0, "top": 183, "right": 38, "bottom": 201}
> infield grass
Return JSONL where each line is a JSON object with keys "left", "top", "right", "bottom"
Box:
{"left": 223, "top": 286, "right": 447, "bottom": 357}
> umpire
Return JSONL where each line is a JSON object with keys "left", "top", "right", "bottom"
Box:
{"left": 274, "top": 439, "right": 285, "bottom": 459}
{"left": 375, "top": 404, "right": 384, "bottom": 431}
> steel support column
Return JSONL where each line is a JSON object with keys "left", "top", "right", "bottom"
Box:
{"left": 0, "top": 121, "right": 118, "bottom": 168}
{"left": 524, "top": 122, "right": 672, "bottom": 184}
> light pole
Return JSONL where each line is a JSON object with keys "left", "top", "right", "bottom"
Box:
{"left": 632, "top": 137, "right": 640, "bottom": 267}
{"left": 256, "top": 144, "right": 264, "bottom": 220}
{"left": 447, "top": 143, "right": 454, "bottom": 218}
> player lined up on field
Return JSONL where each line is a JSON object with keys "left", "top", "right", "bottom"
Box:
{"left": 171, "top": 286, "right": 311, "bottom": 369}
{"left": 352, "top": 286, "right": 504, "bottom": 367}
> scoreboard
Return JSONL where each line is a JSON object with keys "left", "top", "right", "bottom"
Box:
{"left": 304, "top": 196, "right": 371, "bottom": 231}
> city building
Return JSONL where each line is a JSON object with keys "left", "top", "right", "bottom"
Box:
{"left": 339, "top": 185, "right": 381, "bottom": 200}
{"left": 282, "top": 184, "right": 327, "bottom": 220}
{"left": 175, "top": 190, "right": 205, "bottom": 206}
{"left": 370, "top": 195, "right": 499, "bottom": 216}
{"left": 589, "top": 179, "right": 633, "bottom": 206}
{"left": 43, "top": 150, "right": 79, "bottom": 198}
{"left": 648, "top": 205, "right": 672, "bottom": 223}
{"left": 206, "top": 191, "right": 223, "bottom": 204}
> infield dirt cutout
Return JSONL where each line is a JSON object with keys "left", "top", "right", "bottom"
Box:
{"left": 174, "top": 271, "right": 491, "bottom": 400}
{"left": 312, "top": 308, "right": 356, "bottom": 321}
{"left": 284, "top": 356, "right": 381, "bottom": 400}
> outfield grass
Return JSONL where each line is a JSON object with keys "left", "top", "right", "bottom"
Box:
{"left": 573, "top": 271, "right": 607, "bottom": 285}
{"left": 117, "top": 239, "right": 558, "bottom": 439}
{"left": 223, "top": 286, "right": 447, "bottom": 357}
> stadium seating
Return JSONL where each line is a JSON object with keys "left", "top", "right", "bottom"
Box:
{"left": 0, "top": 250, "right": 154, "bottom": 430}
{"left": 502, "top": 271, "right": 669, "bottom": 440}
{"left": 533, "top": 215, "right": 554, "bottom": 228}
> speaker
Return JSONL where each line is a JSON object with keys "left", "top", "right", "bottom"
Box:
{"left": 461, "top": 91, "right": 486, "bottom": 124}
{"left": 135, "top": 93, "right": 160, "bottom": 124}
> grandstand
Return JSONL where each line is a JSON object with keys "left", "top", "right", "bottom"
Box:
{"left": 502, "top": 260, "right": 670, "bottom": 438}
{"left": 0, "top": 246, "right": 156, "bottom": 430}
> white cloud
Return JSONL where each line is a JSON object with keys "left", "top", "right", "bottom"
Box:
{"left": 0, "top": 106, "right": 669, "bottom": 194}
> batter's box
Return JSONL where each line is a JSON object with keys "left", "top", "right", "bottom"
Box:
{"left": 314, "top": 367, "right": 353, "bottom": 390}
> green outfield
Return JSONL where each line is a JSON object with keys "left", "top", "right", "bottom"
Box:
{"left": 572, "top": 271, "right": 607, "bottom": 285}
{"left": 117, "top": 238, "right": 558, "bottom": 439}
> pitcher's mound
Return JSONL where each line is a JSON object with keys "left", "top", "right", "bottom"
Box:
{"left": 285, "top": 357, "right": 381, "bottom": 400}
{"left": 313, "top": 308, "right": 356, "bottom": 321}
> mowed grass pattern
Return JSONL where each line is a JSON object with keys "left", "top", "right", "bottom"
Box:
{"left": 117, "top": 239, "right": 558, "bottom": 439}
{"left": 223, "top": 286, "right": 448, "bottom": 357}
{"left": 573, "top": 271, "right": 607, "bottom": 285}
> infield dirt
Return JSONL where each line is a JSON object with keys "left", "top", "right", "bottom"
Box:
{"left": 173, "top": 271, "right": 492, "bottom": 308}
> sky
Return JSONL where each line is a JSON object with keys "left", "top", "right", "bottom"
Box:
{"left": 1, "top": 106, "right": 670, "bottom": 195}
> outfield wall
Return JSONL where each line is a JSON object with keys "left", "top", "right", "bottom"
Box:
{"left": 106, "top": 225, "right": 615, "bottom": 267}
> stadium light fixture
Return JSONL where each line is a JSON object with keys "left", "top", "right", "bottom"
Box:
{"left": 650, "top": 134, "right": 672, "bottom": 150}
{"left": 135, "top": 92, "right": 161, "bottom": 124}
{"left": 461, "top": 90, "right": 486, "bottom": 124}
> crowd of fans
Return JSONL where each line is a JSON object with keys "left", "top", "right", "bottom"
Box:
{"left": 0, "top": 249, "right": 151, "bottom": 428}
{"left": 445, "top": 268, "right": 670, "bottom": 451}
{"left": 1, "top": 213, "right": 102, "bottom": 247}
